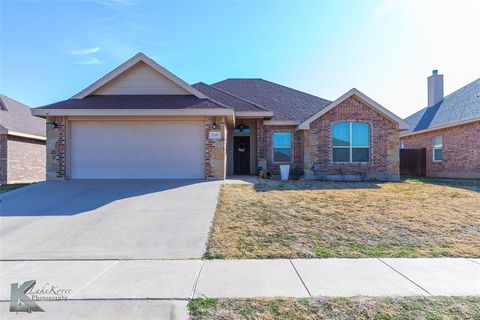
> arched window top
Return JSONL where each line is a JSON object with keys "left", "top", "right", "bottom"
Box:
{"left": 235, "top": 123, "right": 250, "bottom": 133}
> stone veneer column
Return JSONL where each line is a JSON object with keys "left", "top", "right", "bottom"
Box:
{"left": 386, "top": 127, "right": 400, "bottom": 181}
{"left": 303, "top": 129, "right": 318, "bottom": 180}
{"left": 46, "top": 116, "right": 67, "bottom": 180}
{"left": 255, "top": 120, "right": 266, "bottom": 171}
{"left": 205, "top": 116, "right": 226, "bottom": 179}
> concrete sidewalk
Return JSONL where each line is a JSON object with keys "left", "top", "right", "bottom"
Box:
{"left": 1, "top": 258, "right": 479, "bottom": 300}
{"left": 1, "top": 258, "right": 479, "bottom": 318}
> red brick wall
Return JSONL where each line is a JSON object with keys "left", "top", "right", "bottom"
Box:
{"left": 307, "top": 96, "right": 400, "bottom": 181}
{"left": 260, "top": 125, "right": 303, "bottom": 175}
{"left": 400, "top": 120, "right": 480, "bottom": 178}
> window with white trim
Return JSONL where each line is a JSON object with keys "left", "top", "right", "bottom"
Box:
{"left": 272, "top": 131, "right": 292, "bottom": 162}
{"left": 432, "top": 136, "right": 443, "bottom": 161}
{"left": 332, "top": 122, "right": 370, "bottom": 163}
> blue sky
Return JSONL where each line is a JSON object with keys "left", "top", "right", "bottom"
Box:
{"left": 1, "top": 0, "right": 479, "bottom": 117}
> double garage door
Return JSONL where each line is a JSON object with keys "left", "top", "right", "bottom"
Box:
{"left": 70, "top": 120, "right": 205, "bottom": 179}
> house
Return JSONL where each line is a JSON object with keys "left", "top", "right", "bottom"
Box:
{"left": 0, "top": 94, "right": 46, "bottom": 184}
{"left": 400, "top": 71, "right": 480, "bottom": 178}
{"left": 32, "top": 53, "right": 408, "bottom": 181}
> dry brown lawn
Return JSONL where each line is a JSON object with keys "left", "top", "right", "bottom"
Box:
{"left": 205, "top": 178, "right": 480, "bottom": 258}
{"left": 189, "top": 297, "right": 480, "bottom": 320}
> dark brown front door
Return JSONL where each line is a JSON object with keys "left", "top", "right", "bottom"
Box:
{"left": 233, "top": 136, "right": 250, "bottom": 174}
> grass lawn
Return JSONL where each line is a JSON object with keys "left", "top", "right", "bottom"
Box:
{"left": 188, "top": 297, "right": 480, "bottom": 320}
{"left": 0, "top": 183, "right": 30, "bottom": 194}
{"left": 205, "top": 178, "right": 480, "bottom": 259}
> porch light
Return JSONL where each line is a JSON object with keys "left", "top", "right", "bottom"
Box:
{"left": 211, "top": 121, "right": 217, "bottom": 129}
{"left": 47, "top": 121, "right": 58, "bottom": 129}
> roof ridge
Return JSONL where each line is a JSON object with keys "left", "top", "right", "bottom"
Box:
{"left": 255, "top": 78, "right": 332, "bottom": 103}
{"left": 215, "top": 78, "right": 331, "bottom": 103}
{"left": 207, "top": 82, "right": 271, "bottom": 112}
{"left": 0, "top": 95, "right": 6, "bottom": 111}
{"left": 404, "top": 77, "right": 480, "bottom": 120}
{"left": 442, "top": 77, "right": 480, "bottom": 101}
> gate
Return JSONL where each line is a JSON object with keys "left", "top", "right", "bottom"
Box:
{"left": 400, "top": 148, "right": 426, "bottom": 177}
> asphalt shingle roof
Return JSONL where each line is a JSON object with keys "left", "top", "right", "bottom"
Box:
{"left": 0, "top": 94, "right": 45, "bottom": 137}
{"left": 404, "top": 78, "right": 480, "bottom": 133}
{"left": 212, "top": 79, "right": 331, "bottom": 121}
{"left": 192, "top": 82, "right": 267, "bottom": 112}
{"left": 37, "top": 95, "right": 229, "bottom": 110}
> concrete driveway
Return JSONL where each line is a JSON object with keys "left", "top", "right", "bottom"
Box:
{"left": 0, "top": 180, "right": 221, "bottom": 260}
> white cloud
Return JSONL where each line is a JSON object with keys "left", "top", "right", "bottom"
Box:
{"left": 67, "top": 47, "right": 101, "bottom": 55}
{"left": 76, "top": 57, "right": 102, "bottom": 65}
{"left": 375, "top": 0, "right": 401, "bottom": 15}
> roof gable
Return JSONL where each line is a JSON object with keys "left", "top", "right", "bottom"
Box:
{"left": 73, "top": 53, "right": 207, "bottom": 99}
{"left": 0, "top": 94, "right": 45, "bottom": 137}
{"left": 298, "top": 88, "right": 409, "bottom": 130}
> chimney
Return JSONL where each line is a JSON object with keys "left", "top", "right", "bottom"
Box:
{"left": 428, "top": 70, "right": 444, "bottom": 107}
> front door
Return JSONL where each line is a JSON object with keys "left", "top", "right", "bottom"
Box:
{"left": 233, "top": 136, "right": 250, "bottom": 174}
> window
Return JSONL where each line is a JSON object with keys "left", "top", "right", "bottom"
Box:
{"left": 332, "top": 122, "right": 370, "bottom": 163}
{"left": 400, "top": 141, "right": 405, "bottom": 149}
{"left": 234, "top": 123, "right": 250, "bottom": 134}
{"left": 432, "top": 136, "right": 443, "bottom": 161}
{"left": 273, "top": 131, "right": 292, "bottom": 162}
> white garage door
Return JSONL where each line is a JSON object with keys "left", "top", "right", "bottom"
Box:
{"left": 70, "top": 120, "right": 205, "bottom": 179}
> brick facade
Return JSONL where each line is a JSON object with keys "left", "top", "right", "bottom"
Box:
{"left": 259, "top": 125, "right": 304, "bottom": 175}
{"left": 400, "top": 120, "right": 480, "bottom": 178}
{"left": 304, "top": 96, "right": 400, "bottom": 181}
{"left": 43, "top": 105, "right": 401, "bottom": 181}
{"left": 46, "top": 116, "right": 67, "bottom": 179}
{"left": 205, "top": 116, "right": 226, "bottom": 179}
{"left": 1, "top": 134, "right": 46, "bottom": 184}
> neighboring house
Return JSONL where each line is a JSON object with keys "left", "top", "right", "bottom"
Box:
{"left": 0, "top": 94, "right": 46, "bottom": 184}
{"left": 400, "top": 71, "right": 480, "bottom": 178}
{"left": 32, "top": 53, "right": 408, "bottom": 181}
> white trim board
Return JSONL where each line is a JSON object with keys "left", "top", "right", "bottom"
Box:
{"left": 31, "top": 108, "right": 234, "bottom": 117}
{"left": 264, "top": 120, "right": 300, "bottom": 126}
{"left": 72, "top": 53, "right": 208, "bottom": 99}
{"left": 298, "top": 88, "right": 409, "bottom": 130}
{"left": 235, "top": 111, "right": 273, "bottom": 118}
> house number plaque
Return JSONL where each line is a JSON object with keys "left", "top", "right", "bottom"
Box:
{"left": 209, "top": 131, "right": 221, "bottom": 139}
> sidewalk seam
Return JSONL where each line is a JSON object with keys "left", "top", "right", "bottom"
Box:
{"left": 377, "top": 258, "right": 431, "bottom": 296}
{"left": 466, "top": 258, "right": 480, "bottom": 266}
{"left": 289, "top": 259, "right": 312, "bottom": 297}
{"left": 68, "top": 260, "right": 119, "bottom": 299}
{"left": 190, "top": 259, "right": 206, "bottom": 299}
{"left": 0, "top": 261, "right": 30, "bottom": 276}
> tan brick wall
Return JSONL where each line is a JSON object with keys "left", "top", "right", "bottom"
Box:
{"left": 1, "top": 134, "right": 46, "bottom": 184}
{"left": 205, "top": 116, "right": 226, "bottom": 179}
{"left": 305, "top": 96, "right": 400, "bottom": 181}
{"left": 0, "top": 135, "right": 7, "bottom": 183}
{"left": 46, "top": 116, "right": 67, "bottom": 179}
{"left": 400, "top": 120, "right": 480, "bottom": 178}
{"left": 6, "top": 136, "right": 45, "bottom": 184}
